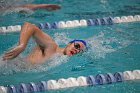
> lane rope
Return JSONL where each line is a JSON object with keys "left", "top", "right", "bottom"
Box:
{"left": 0, "top": 15, "right": 140, "bottom": 33}
{"left": 0, "top": 69, "right": 140, "bottom": 93}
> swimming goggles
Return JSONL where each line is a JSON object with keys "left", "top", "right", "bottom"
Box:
{"left": 73, "top": 42, "right": 83, "bottom": 52}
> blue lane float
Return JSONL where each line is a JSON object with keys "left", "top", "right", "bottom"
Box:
{"left": 37, "top": 81, "right": 48, "bottom": 92}
{"left": 51, "top": 22, "right": 59, "bottom": 29}
{"left": 38, "top": 23, "right": 45, "bottom": 29}
{"left": 95, "top": 74, "right": 106, "bottom": 85}
{"left": 95, "top": 18, "right": 101, "bottom": 25}
{"left": 0, "top": 15, "right": 140, "bottom": 33}
{"left": 8, "top": 85, "right": 17, "bottom": 93}
{"left": 87, "top": 75, "right": 97, "bottom": 85}
{"left": 105, "top": 73, "right": 116, "bottom": 84}
{"left": 18, "top": 83, "right": 28, "bottom": 93}
{"left": 114, "top": 72, "right": 124, "bottom": 82}
{"left": 0, "top": 70, "right": 140, "bottom": 93}
{"left": 100, "top": 18, "right": 106, "bottom": 25}
{"left": 87, "top": 19, "right": 95, "bottom": 26}
{"left": 45, "top": 22, "right": 52, "bottom": 29}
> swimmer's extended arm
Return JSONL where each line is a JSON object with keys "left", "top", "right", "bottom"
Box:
{"left": 16, "top": 4, "right": 61, "bottom": 11}
{"left": 3, "top": 22, "right": 56, "bottom": 60}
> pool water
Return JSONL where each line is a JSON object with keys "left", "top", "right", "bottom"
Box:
{"left": 0, "top": 0, "right": 140, "bottom": 93}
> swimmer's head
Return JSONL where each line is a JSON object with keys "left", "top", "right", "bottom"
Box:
{"left": 64, "top": 39, "right": 87, "bottom": 56}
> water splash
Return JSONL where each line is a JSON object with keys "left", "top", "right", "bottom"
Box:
{"left": 86, "top": 31, "right": 132, "bottom": 59}
{"left": 0, "top": 0, "right": 34, "bottom": 15}
{"left": 0, "top": 56, "right": 29, "bottom": 75}
{"left": 0, "top": 53, "right": 69, "bottom": 75}
{"left": 100, "top": 0, "right": 108, "bottom": 4}
{"left": 45, "top": 53, "right": 68, "bottom": 68}
{"left": 0, "top": 0, "right": 33, "bottom": 8}
{"left": 2, "top": 7, "right": 34, "bottom": 16}
{"left": 54, "top": 32, "right": 71, "bottom": 45}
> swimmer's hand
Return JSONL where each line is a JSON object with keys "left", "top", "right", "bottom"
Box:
{"left": 46, "top": 4, "right": 61, "bottom": 11}
{"left": 3, "top": 44, "right": 25, "bottom": 61}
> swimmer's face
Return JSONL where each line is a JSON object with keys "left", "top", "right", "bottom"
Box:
{"left": 64, "top": 41, "right": 85, "bottom": 56}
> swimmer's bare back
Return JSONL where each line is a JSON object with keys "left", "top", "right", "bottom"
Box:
{"left": 15, "top": 4, "right": 61, "bottom": 11}
{"left": 3, "top": 22, "right": 59, "bottom": 64}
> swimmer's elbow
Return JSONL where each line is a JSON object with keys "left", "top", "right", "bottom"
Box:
{"left": 23, "top": 22, "right": 36, "bottom": 29}
{"left": 24, "top": 22, "right": 32, "bottom": 26}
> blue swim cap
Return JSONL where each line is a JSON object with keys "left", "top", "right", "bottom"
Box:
{"left": 69, "top": 39, "right": 87, "bottom": 47}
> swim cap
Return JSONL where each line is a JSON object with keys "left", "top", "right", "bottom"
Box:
{"left": 69, "top": 39, "right": 87, "bottom": 47}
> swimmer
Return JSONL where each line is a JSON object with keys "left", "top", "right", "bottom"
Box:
{"left": 14, "top": 4, "right": 61, "bottom": 11}
{"left": 2, "top": 22, "right": 87, "bottom": 64}
{"left": 0, "top": 4, "right": 61, "bottom": 11}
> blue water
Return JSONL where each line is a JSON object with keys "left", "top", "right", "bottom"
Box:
{"left": 0, "top": 0, "right": 140, "bottom": 93}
